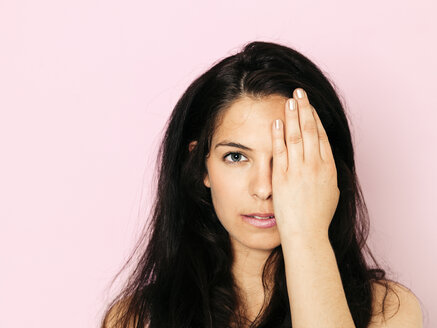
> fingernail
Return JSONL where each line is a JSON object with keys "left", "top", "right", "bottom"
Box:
{"left": 274, "top": 119, "right": 281, "bottom": 130}
{"left": 296, "top": 88, "right": 305, "bottom": 99}
{"left": 288, "top": 98, "right": 296, "bottom": 111}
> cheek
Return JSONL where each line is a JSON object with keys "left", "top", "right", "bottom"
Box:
{"left": 209, "top": 167, "right": 246, "bottom": 220}
{"left": 209, "top": 162, "right": 245, "bottom": 193}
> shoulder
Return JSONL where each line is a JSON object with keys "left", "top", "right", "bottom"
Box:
{"left": 368, "top": 280, "right": 423, "bottom": 328}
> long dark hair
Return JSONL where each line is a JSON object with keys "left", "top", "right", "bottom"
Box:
{"left": 100, "top": 41, "right": 401, "bottom": 328}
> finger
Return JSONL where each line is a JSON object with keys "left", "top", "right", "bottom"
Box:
{"left": 271, "top": 119, "right": 288, "bottom": 175}
{"left": 285, "top": 97, "right": 304, "bottom": 166}
{"left": 312, "top": 107, "right": 335, "bottom": 164}
{"left": 293, "top": 88, "right": 321, "bottom": 162}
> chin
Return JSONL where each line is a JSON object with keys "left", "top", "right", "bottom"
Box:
{"left": 234, "top": 234, "right": 281, "bottom": 251}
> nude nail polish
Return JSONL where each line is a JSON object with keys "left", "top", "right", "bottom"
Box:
{"left": 296, "top": 89, "right": 305, "bottom": 99}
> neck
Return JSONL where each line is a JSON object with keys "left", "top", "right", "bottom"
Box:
{"left": 230, "top": 240, "right": 277, "bottom": 324}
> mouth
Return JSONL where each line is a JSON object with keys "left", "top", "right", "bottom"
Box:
{"left": 242, "top": 214, "right": 275, "bottom": 220}
{"left": 241, "top": 214, "right": 277, "bottom": 228}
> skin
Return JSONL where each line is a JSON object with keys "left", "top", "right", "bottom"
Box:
{"left": 199, "top": 94, "right": 288, "bottom": 318}
{"left": 188, "top": 89, "right": 422, "bottom": 327}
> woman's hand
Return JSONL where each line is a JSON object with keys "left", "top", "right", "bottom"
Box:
{"left": 271, "top": 88, "right": 340, "bottom": 240}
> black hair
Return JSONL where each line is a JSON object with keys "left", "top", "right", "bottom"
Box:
{"left": 100, "top": 41, "right": 402, "bottom": 328}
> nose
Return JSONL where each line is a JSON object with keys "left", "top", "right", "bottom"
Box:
{"left": 249, "top": 158, "right": 273, "bottom": 200}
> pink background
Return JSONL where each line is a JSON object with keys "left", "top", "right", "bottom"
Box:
{"left": 0, "top": 0, "right": 435, "bottom": 327}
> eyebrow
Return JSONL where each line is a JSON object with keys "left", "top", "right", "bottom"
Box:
{"left": 214, "top": 140, "right": 253, "bottom": 151}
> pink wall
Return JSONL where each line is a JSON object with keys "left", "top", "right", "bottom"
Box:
{"left": 0, "top": 0, "right": 435, "bottom": 327}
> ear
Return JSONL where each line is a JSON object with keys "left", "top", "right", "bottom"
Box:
{"left": 188, "top": 140, "right": 197, "bottom": 152}
{"left": 203, "top": 172, "right": 210, "bottom": 188}
{"left": 189, "top": 140, "right": 210, "bottom": 188}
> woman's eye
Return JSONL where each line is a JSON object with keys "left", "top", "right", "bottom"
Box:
{"left": 223, "top": 152, "right": 248, "bottom": 164}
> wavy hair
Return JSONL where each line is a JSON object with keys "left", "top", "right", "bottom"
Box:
{"left": 100, "top": 41, "right": 400, "bottom": 328}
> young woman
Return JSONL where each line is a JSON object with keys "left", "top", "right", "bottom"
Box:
{"left": 100, "top": 41, "right": 423, "bottom": 328}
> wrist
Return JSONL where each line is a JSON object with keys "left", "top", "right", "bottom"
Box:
{"left": 279, "top": 230, "right": 330, "bottom": 248}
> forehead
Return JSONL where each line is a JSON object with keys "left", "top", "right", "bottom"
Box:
{"left": 213, "top": 95, "right": 287, "bottom": 142}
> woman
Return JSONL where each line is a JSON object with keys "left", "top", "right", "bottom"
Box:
{"left": 101, "top": 41, "right": 422, "bottom": 328}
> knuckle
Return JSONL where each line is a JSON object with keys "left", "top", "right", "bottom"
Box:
{"left": 289, "top": 165, "right": 303, "bottom": 177}
{"left": 306, "top": 160, "right": 320, "bottom": 172}
{"left": 287, "top": 133, "right": 302, "bottom": 145}
{"left": 273, "top": 145, "right": 287, "bottom": 156}
{"left": 302, "top": 122, "right": 317, "bottom": 133}
{"left": 318, "top": 132, "right": 329, "bottom": 142}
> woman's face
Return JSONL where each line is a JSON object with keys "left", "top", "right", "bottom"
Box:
{"left": 197, "top": 94, "right": 288, "bottom": 252}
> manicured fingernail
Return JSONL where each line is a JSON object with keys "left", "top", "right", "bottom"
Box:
{"left": 274, "top": 119, "right": 281, "bottom": 130}
{"left": 296, "top": 88, "right": 305, "bottom": 99}
{"left": 288, "top": 98, "right": 296, "bottom": 111}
